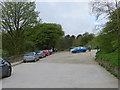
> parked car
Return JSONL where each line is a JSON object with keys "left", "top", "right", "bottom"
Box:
{"left": 23, "top": 52, "right": 39, "bottom": 62}
{"left": 0, "top": 57, "right": 12, "bottom": 78}
{"left": 70, "top": 47, "right": 87, "bottom": 53}
{"left": 43, "top": 50, "right": 50, "bottom": 56}
{"left": 35, "top": 51, "right": 46, "bottom": 58}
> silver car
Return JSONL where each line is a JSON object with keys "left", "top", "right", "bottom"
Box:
{"left": 23, "top": 52, "right": 39, "bottom": 62}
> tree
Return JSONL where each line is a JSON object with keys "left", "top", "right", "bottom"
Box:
{"left": 57, "top": 33, "right": 95, "bottom": 50}
{"left": 55, "top": 35, "right": 76, "bottom": 50}
{"left": 31, "top": 23, "right": 64, "bottom": 51}
{"left": 76, "top": 34, "right": 82, "bottom": 39}
{"left": 1, "top": 2, "right": 39, "bottom": 56}
{"left": 93, "top": 7, "right": 120, "bottom": 53}
{"left": 94, "top": 32, "right": 116, "bottom": 52}
{"left": 89, "top": 0, "right": 117, "bottom": 31}
{"left": 90, "top": 0, "right": 116, "bottom": 20}
{"left": 70, "top": 35, "right": 75, "bottom": 43}
{"left": 79, "top": 32, "right": 95, "bottom": 46}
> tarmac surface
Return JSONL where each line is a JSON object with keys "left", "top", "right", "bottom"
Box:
{"left": 1, "top": 50, "right": 118, "bottom": 88}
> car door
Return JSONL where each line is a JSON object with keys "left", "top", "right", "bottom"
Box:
{"left": 34, "top": 53, "right": 39, "bottom": 60}
{"left": 2, "top": 62, "right": 8, "bottom": 77}
{"left": 76, "top": 47, "right": 80, "bottom": 52}
{"left": 0, "top": 58, "right": 7, "bottom": 77}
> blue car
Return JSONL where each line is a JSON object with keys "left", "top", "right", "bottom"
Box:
{"left": 71, "top": 47, "right": 87, "bottom": 53}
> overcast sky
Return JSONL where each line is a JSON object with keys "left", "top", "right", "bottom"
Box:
{"left": 36, "top": 2, "right": 97, "bottom": 36}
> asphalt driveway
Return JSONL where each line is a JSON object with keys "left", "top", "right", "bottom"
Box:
{"left": 1, "top": 50, "right": 118, "bottom": 88}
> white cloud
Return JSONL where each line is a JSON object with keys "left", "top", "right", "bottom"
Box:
{"left": 36, "top": 2, "right": 96, "bottom": 36}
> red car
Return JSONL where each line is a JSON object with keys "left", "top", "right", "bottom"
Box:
{"left": 43, "top": 50, "right": 50, "bottom": 56}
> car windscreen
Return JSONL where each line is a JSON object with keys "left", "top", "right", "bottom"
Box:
{"left": 74, "top": 47, "right": 79, "bottom": 49}
{"left": 43, "top": 50, "right": 48, "bottom": 52}
{"left": 81, "top": 47, "right": 86, "bottom": 49}
{"left": 40, "top": 51, "right": 43, "bottom": 53}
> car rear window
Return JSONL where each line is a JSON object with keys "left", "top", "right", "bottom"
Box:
{"left": 25, "top": 52, "right": 34, "bottom": 56}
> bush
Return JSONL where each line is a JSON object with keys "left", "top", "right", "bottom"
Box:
{"left": 96, "top": 51, "right": 119, "bottom": 67}
{"left": 95, "top": 32, "right": 116, "bottom": 53}
{"left": 2, "top": 50, "right": 10, "bottom": 58}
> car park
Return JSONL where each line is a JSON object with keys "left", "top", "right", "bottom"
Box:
{"left": 23, "top": 52, "right": 39, "bottom": 62}
{"left": 0, "top": 57, "right": 12, "bottom": 78}
{"left": 35, "top": 50, "right": 46, "bottom": 58}
{"left": 43, "top": 50, "right": 50, "bottom": 56}
{"left": 70, "top": 47, "right": 87, "bottom": 53}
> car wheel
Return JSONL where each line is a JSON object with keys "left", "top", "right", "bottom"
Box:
{"left": 37, "top": 58, "right": 39, "bottom": 61}
{"left": 34, "top": 59, "right": 37, "bottom": 62}
{"left": 83, "top": 50, "right": 86, "bottom": 52}
{"left": 44, "top": 55, "right": 46, "bottom": 57}
{"left": 72, "top": 51, "right": 76, "bottom": 53}
{"left": 6, "top": 67, "right": 11, "bottom": 77}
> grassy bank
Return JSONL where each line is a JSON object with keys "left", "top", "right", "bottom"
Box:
{"left": 4, "top": 55, "right": 23, "bottom": 63}
{"left": 96, "top": 51, "right": 119, "bottom": 67}
{"left": 96, "top": 51, "right": 119, "bottom": 78}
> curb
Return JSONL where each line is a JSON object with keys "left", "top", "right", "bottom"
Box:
{"left": 11, "top": 60, "right": 23, "bottom": 67}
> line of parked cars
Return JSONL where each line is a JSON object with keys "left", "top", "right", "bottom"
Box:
{"left": 23, "top": 49, "right": 53, "bottom": 63}
{"left": 0, "top": 49, "right": 53, "bottom": 78}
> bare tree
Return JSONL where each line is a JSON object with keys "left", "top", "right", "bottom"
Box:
{"left": 89, "top": 0, "right": 119, "bottom": 31}
{"left": 0, "top": 1, "right": 39, "bottom": 55}
{"left": 90, "top": 0, "right": 116, "bottom": 20}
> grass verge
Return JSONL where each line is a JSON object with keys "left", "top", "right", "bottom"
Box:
{"left": 96, "top": 51, "right": 119, "bottom": 67}
{"left": 96, "top": 51, "right": 119, "bottom": 78}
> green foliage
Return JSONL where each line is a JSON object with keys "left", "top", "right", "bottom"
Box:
{"left": 56, "top": 34, "right": 76, "bottom": 50}
{"left": 112, "top": 40, "right": 118, "bottom": 51}
{"left": 1, "top": 2, "right": 64, "bottom": 57}
{"left": 1, "top": 2, "right": 39, "bottom": 56}
{"left": 94, "top": 8, "right": 119, "bottom": 70}
{"left": 31, "top": 23, "right": 64, "bottom": 50}
{"left": 1, "top": 2, "right": 39, "bottom": 31}
{"left": 56, "top": 32, "right": 95, "bottom": 50}
{"left": 95, "top": 32, "right": 116, "bottom": 52}
{"left": 2, "top": 50, "right": 9, "bottom": 58}
{"left": 96, "top": 51, "right": 119, "bottom": 67}
{"left": 72, "top": 32, "right": 95, "bottom": 48}
{"left": 94, "top": 8, "right": 119, "bottom": 53}
{"left": 79, "top": 33, "right": 94, "bottom": 46}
